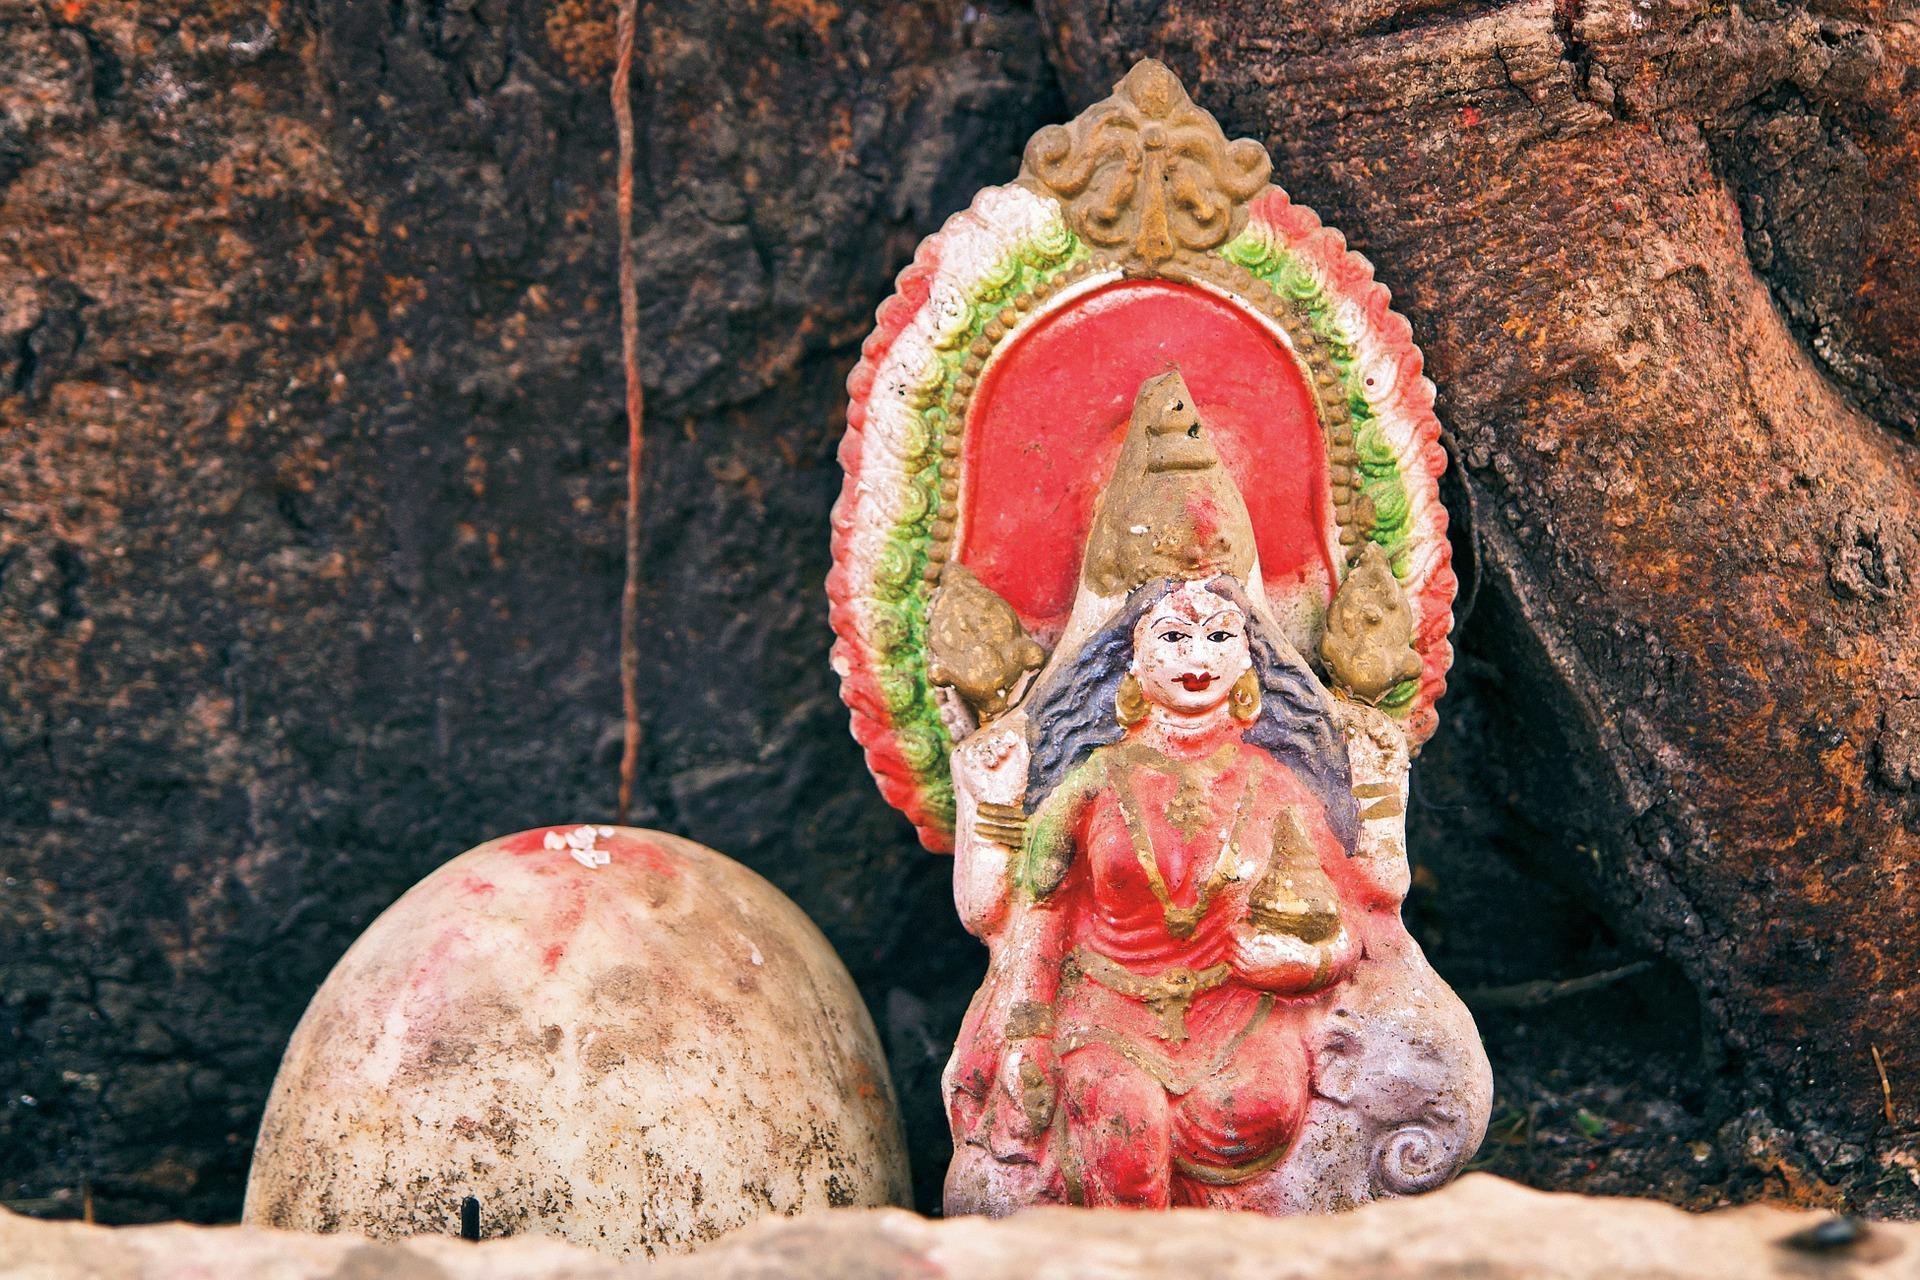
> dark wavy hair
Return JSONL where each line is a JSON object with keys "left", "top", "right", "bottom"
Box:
{"left": 1021, "top": 575, "right": 1358, "bottom": 850}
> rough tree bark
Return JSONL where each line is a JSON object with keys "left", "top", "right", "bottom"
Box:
{"left": 0, "top": 0, "right": 1059, "bottom": 1220}
{"left": 0, "top": 0, "right": 1913, "bottom": 1227}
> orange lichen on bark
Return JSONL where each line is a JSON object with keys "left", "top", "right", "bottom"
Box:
{"left": 544, "top": 0, "right": 620, "bottom": 84}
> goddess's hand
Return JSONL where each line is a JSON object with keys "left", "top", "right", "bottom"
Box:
{"left": 1230, "top": 921, "right": 1358, "bottom": 993}
{"left": 956, "top": 725, "right": 1029, "bottom": 809}
{"left": 998, "top": 1037, "right": 1059, "bottom": 1138}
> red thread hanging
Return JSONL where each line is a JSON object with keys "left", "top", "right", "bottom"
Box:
{"left": 612, "top": 0, "right": 644, "bottom": 824}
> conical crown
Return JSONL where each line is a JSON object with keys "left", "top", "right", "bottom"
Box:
{"left": 1079, "top": 369, "right": 1257, "bottom": 597}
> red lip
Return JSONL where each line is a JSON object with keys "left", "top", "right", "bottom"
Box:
{"left": 1178, "top": 673, "right": 1214, "bottom": 692}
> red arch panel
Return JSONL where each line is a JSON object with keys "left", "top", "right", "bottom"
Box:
{"left": 956, "top": 279, "right": 1334, "bottom": 637}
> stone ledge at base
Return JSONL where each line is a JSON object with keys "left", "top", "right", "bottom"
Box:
{"left": 4, "top": 1176, "right": 1914, "bottom": 1279}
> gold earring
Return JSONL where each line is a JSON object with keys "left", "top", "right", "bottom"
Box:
{"left": 1230, "top": 670, "right": 1260, "bottom": 722}
{"left": 1116, "top": 673, "right": 1149, "bottom": 727}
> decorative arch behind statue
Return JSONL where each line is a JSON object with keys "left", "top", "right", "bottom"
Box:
{"left": 829, "top": 60, "right": 1489, "bottom": 1215}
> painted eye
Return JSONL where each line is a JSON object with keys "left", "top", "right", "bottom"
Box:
{"left": 1158, "top": 630, "right": 1188, "bottom": 644}
{"left": 1208, "top": 630, "right": 1234, "bottom": 643}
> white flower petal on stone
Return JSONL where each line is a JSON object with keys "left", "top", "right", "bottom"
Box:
{"left": 566, "top": 826, "right": 596, "bottom": 850}
{"left": 571, "top": 848, "right": 598, "bottom": 869}
{"left": 596, "top": 826, "right": 614, "bottom": 838}
{"left": 543, "top": 831, "right": 566, "bottom": 851}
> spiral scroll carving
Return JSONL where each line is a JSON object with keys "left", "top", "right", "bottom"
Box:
{"left": 1370, "top": 1121, "right": 1457, "bottom": 1196}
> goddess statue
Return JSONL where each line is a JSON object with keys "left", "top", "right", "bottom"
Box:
{"left": 829, "top": 60, "right": 1489, "bottom": 1215}
{"left": 935, "top": 373, "right": 1485, "bottom": 1211}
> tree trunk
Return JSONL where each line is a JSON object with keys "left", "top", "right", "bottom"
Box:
{"left": 0, "top": 0, "right": 1913, "bottom": 1225}
{"left": 0, "top": 0, "right": 1059, "bottom": 1221}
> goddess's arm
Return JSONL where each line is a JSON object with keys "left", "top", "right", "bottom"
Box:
{"left": 949, "top": 717, "right": 1031, "bottom": 938}
{"left": 969, "top": 756, "right": 1101, "bottom": 1138}
{"left": 1016, "top": 753, "right": 1104, "bottom": 900}
{"left": 990, "top": 754, "right": 1103, "bottom": 1019}
{"left": 1330, "top": 699, "right": 1413, "bottom": 911}
{"left": 1227, "top": 752, "right": 1364, "bottom": 991}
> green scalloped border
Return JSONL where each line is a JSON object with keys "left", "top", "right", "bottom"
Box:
{"left": 867, "top": 212, "right": 1431, "bottom": 837}
{"left": 1219, "top": 230, "right": 1421, "bottom": 710}
{"left": 867, "top": 224, "right": 1090, "bottom": 829}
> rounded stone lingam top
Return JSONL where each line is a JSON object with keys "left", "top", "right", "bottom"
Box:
{"left": 827, "top": 58, "right": 1489, "bottom": 1216}
{"left": 244, "top": 826, "right": 909, "bottom": 1256}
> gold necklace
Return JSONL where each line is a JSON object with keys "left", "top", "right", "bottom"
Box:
{"left": 1109, "top": 746, "right": 1254, "bottom": 939}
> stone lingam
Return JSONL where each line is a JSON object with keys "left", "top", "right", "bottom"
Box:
{"left": 244, "top": 827, "right": 908, "bottom": 1257}
{"left": 828, "top": 59, "right": 1490, "bottom": 1214}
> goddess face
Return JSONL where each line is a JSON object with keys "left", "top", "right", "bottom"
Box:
{"left": 1130, "top": 580, "right": 1253, "bottom": 716}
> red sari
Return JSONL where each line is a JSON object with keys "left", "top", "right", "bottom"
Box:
{"left": 947, "top": 718, "right": 1395, "bottom": 1208}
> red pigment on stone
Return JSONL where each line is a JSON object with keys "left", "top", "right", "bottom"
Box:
{"left": 500, "top": 827, "right": 560, "bottom": 856}
{"left": 405, "top": 927, "right": 471, "bottom": 995}
{"left": 545, "top": 884, "right": 590, "bottom": 942}
{"left": 621, "top": 838, "right": 680, "bottom": 878}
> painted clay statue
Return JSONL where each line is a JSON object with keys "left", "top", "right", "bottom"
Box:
{"left": 829, "top": 60, "right": 1489, "bottom": 1213}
